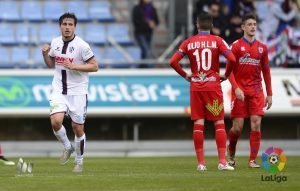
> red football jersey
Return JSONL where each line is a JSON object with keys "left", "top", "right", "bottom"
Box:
{"left": 179, "top": 32, "right": 231, "bottom": 91}
{"left": 230, "top": 37, "right": 271, "bottom": 96}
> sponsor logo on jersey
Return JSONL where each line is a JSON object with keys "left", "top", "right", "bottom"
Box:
{"left": 239, "top": 53, "right": 260, "bottom": 66}
{"left": 69, "top": 46, "right": 74, "bottom": 53}
{"left": 191, "top": 72, "right": 216, "bottom": 82}
{"left": 55, "top": 47, "right": 61, "bottom": 51}
{"left": 55, "top": 56, "right": 74, "bottom": 65}
{"left": 206, "top": 99, "right": 223, "bottom": 116}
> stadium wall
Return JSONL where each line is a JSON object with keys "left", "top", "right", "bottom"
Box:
{"left": 0, "top": 69, "right": 299, "bottom": 117}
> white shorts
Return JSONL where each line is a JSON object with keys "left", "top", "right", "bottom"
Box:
{"left": 49, "top": 92, "right": 88, "bottom": 124}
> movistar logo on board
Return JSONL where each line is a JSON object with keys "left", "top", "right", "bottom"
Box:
{"left": 0, "top": 78, "right": 31, "bottom": 107}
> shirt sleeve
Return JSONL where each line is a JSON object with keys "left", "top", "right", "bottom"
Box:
{"left": 218, "top": 37, "right": 231, "bottom": 56}
{"left": 81, "top": 42, "right": 94, "bottom": 62}
{"left": 178, "top": 39, "right": 188, "bottom": 56}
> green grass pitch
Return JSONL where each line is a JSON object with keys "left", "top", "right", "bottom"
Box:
{"left": 0, "top": 156, "right": 299, "bottom": 191}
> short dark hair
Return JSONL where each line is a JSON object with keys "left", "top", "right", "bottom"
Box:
{"left": 59, "top": 12, "right": 77, "bottom": 26}
{"left": 242, "top": 13, "right": 256, "bottom": 24}
{"left": 197, "top": 12, "right": 213, "bottom": 30}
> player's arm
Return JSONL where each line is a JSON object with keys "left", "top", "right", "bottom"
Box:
{"left": 64, "top": 56, "right": 98, "bottom": 72}
{"left": 169, "top": 50, "right": 189, "bottom": 81}
{"left": 42, "top": 44, "right": 55, "bottom": 68}
{"left": 224, "top": 41, "right": 244, "bottom": 101}
{"left": 218, "top": 38, "right": 236, "bottom": 80}
{"left": 261, "top": 45, "right": 272, "bottom": 110}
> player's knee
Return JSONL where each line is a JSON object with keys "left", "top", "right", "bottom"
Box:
{"left": 50, "top": 120, "right": 62, "bottom": 130}
{"left": 251, "top": 117, "right": 261, "bottom": 130}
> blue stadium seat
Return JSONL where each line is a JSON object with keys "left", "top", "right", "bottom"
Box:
{"left": 90, "top": 46, "right": 103, "bottom": 61}
{"left": 66, "top": 1, "right": 91, "bottom": 22}
{"left": 107, "top": 24, "right": 133, "bottom": 45}
{"left": 104, "top": 47, "right": 131, "bottom": 68}
{"left": 16, "top": 25, "right": 30, "bottom": 45}
{"left": 89, "top": 1, "right": 115, "bottom": 22}
{"left": 127, "top": 47, "right": 141, "bottom": 60}
{"left": 75, "top": 26, "right": 83, "bottom": 38}
{"left": 85, "top": 25, "right": 106, "bottom": 45}
{"left": 39, "top": 24, "right": 60, "bottom": 44}
{"left": 0, "top": 25, "right": 16, "bottom": 45}
{"left": 0, "top": 1, "right": 21, "bottom": 22}
{"left": 0, "top": 47, "right": 12, "bottom": 68}
{"left": 32, "top": 47, "right": 47, "bottom": 68}
{"left": 11, "top": 47, "right": 30, "bottom": 68}
{"left": 44, "top": 1, "right": 65, "bottom": 21}
{"left": 21, "top": 1, "right": 44, "bottom": 22}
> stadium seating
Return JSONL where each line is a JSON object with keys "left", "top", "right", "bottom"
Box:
{"left": 21, "top": 1, "right": 44, "bottom": 22}
{"left": 11, "top": 47, "right": 30, "bottom": 68}
{"left": 89, "top": 1, "right": 115, "bottom": 22}
{"left": 44, "top": 1, "right": 65, "bottom": 21}
{"left": 0, "top": 48, "right": 12, "bottom": 68}
{"left": 85, "top": 25, "right": 107, "bottom": 45}
{"left": 66, "top": 1, "right": 91, "bottom": 22}
{"left": 15, "top": 25, "right": 30, "bottom": 45}
{"left": 39, "top": 24, "right": 60, "bottom": 44}
{"left": 107, "top": 24, "right": 133, "bottom": 45}
{"left": 0, "top": 0, "right": 138, "bottom": 69}
{"left": 0, "top": 1, "right": 21, "bottom": 22}
{"left": 0, "top": 25, "right": 16, "bottom": 45}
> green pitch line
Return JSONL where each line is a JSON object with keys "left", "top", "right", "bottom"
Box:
{"left": 0, "top": 156, "right": 299, "bottom": 191}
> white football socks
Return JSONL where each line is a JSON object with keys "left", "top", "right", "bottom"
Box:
{"left": 75, "top": 134, "right": 86, "bottom": 165}
{"left": 53, "top": 125, "right": 72, "bottom": 150}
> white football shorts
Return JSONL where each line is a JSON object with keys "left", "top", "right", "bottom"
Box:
{"left": 49, "top": 92, "right": 88, "bottom": 124}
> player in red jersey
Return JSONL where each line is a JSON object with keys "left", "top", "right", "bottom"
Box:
{"left": 169, "top": 12, "right": 236, "bottom": 171}
{"left": 226, "top": 14, "right": 272, "bottom": 168}
{"left": 0, "top": 144, "right": 15, "bottom": 166}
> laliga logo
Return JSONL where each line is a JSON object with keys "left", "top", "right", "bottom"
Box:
{"left": 261, "top": 147, "right": 287, "bottom": 183}
{"left": 261, "top": 147, "right": 286, "bottom": 172}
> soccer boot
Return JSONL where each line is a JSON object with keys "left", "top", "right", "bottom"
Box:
{"left": 248, "top": 160, "right": 260, "bottom": 168}
{"left": 227, "top": 146, "right": 236, "bottom": 167}
{"left": 60, "top": 145, "right": 74, "bottom": 165}
{"left": 218, "top": 163, "right": 235, "bottom": 171}
{"left": 72, "top": 163, "right": 83, "bottom": 173}
{"left": 197, "top": 164, "right": 207, "bottom": 172}
{"left": 0, "top": 156, "right": 15, "bottom": 166}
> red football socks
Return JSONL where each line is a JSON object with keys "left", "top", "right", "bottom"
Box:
{"left": 215, "top": 124, "right": 227, "bottom": 164}
{"left": 250, "top": 131, "right": 261, "bottom": 161}
{"left": 228, "top": 128, "right": 240, "bottom": 156}
{"left": 193, "top": 124, "right": 205, "bottom": 165}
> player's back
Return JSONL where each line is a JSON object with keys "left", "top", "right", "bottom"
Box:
{"left": 180, "top": 32, "right": 230, "bottom": 91}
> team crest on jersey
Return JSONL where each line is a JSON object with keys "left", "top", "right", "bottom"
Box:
{"left": 259, "top": 47, "right": 263, "bottom": 53}
{"left": 206, "top": 99, "right": 223, "bottom": 116}
{"left": 241, "top": 46, "right": 245, "bottom": 51}
{"left": 69, "top": 47, "right": 75, "bottom": 53}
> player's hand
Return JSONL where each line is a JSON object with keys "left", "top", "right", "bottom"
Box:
{"left": 220, "top": 74, "right": 227, "bottom": 82}
{"left": 63, "top": 58, "right": 76, "bottom": 70}
{"left": 185, "top": 73, "right": 191, "bottom": 82}
{"left": 41, "top": 44, "right": 51, "bottom": 55}
{"left": 264, "top": 96, "right": 272, "bottom": 110}
{"left": 234, "top": 88, "right": 245, "bottom": 101}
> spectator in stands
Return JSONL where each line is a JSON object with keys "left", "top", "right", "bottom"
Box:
{"left": 208, "top": 2, "right": 223, "bottom": 36}
{"left": 0, "top": 144, "right": 15, "bottom": 166}
{"left": 260, "top": 0, "right": 299, "bottom": 42}
{"left": 132, "top": 0, "right": 159, "bottom": 61}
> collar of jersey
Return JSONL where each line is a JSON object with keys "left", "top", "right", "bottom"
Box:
{"left": 198, "top": 31, "right": 210, "bottom": 35}
{"left": 63, "top": 35, "right": 76, "bottom": 43}
{"left": 242, "top": 36, "right": 256, "bottom": 44}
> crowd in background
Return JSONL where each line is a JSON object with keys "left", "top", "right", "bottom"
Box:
{"left": 193, "top": 0, "right": 300, "bottom": 67}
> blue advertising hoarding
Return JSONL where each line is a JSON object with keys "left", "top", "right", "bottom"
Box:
{"left": 0, "top": 70, "right": 190, "bottom": 117}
